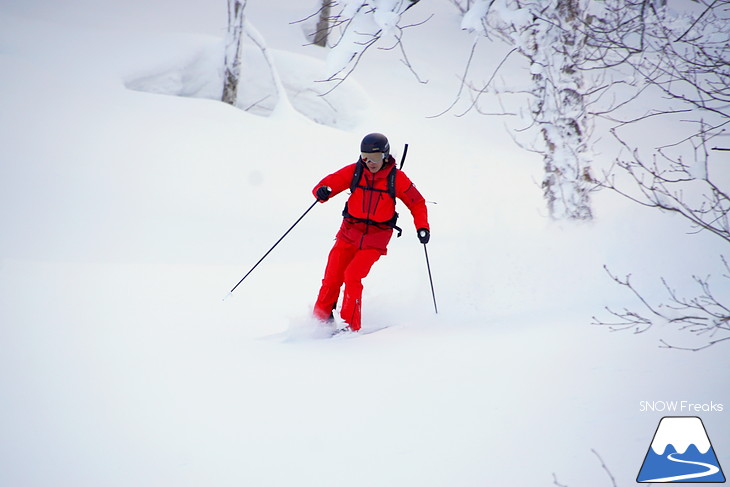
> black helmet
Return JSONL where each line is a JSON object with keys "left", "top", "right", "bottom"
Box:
{"left": 360, "top": 133, "right": 390, "bottom": 158}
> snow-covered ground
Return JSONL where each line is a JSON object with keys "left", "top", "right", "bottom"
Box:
{"left": 1, "top": 1, "right": 728, "bottom": 486}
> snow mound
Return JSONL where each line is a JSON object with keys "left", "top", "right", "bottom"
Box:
{"left": 124, "top": 37, "right": 370, "bottom": 129}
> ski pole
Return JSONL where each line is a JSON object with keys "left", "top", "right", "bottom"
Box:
{"left": 225, "top": 199, "right": 318, "bottom": 300}
{"left": 399, "top": 143, "right": 408, "bottom": 169}
{"left": 423, "top": 243, "right": 438, "bottom": 314}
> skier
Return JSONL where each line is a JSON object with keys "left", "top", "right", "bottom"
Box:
{"left": 312, "top": 133, "right": 430, "bottom": 332}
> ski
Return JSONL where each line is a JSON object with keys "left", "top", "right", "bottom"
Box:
{"left": 330, "top": 325, "right": 391, "bottom": 338}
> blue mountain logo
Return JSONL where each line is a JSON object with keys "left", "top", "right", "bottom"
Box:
{"left": 638, "top": 416, "right": 725, "bottom": 483}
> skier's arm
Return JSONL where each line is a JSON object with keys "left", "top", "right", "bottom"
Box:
{"left": 312, "top": 163, "right": 356, "bottom": 201}
{"left": 396, "top": 171, "right": 429, "bottom": 231}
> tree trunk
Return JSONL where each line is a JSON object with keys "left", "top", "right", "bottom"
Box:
{"left": 531, "top": 0, "right": 593, "bottom": 220}
{"left": 222, "top": 0, "right": 246, "bottom": 106}
{"left": 314, "top": 1, "right": 331, "bottom": 47}
{"left": 461, "top": 0, "right": 594, "bottom": 220}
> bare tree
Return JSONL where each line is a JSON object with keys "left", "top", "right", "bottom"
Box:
{"left": 586, "top": 0, "right": 729, "bottom": 235}
{"left": 221, "top": 0, "right": 296, "bottom": 114}
{"left": 458, "top": 0, "right": 596, "bottom": 220}
{"left": 222, "top": 0, "right": 247, "bottom": 105}
{"left": 588, "top": 0, "right": 730, "bottom": 349}
{"left": 533, "top": 0, "right": 594, "bottom": 220}
{"left": 447, "top": 0, "right": 729, "bottom": 346}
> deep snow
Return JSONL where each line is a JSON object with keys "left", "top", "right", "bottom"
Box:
{"left": 0, "top": 1, "right": 728, "bottom": 486}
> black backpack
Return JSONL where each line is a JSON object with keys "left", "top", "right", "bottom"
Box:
{"left": 342, "top": 159, "right": 402, "bottom": 237}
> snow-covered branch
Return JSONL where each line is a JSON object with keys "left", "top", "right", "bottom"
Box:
{"left": 301, "top": 1, "right": 424, "bottom": 93}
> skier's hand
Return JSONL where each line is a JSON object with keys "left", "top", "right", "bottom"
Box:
{"left": 316, "top": 186, "right": 332, "bottom": 202}
{"left": 417, "top": 228, "right": 430, "bottom": 244}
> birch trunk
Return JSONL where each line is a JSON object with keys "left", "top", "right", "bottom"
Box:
{"left": 222, "top": 0, "right": 246, "bottom": 106}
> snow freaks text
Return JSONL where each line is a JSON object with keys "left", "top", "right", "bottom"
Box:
{"left": 639, "top": 401, "right": 724, "bottom": 413}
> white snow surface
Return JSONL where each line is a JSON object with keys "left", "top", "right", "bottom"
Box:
{"left": 0, "top": 1, "right": 728, "bottom": 487}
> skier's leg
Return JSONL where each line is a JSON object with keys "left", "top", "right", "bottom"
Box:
{"left": 313, "top": 240, "right": 356, "bottom": 322}
{"left": 340, "top": 249, "right": 381, "bottom": 331}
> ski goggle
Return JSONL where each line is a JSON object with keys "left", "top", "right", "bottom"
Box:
{"left": 361, "top": 152, "right": 383, "bottom": 164}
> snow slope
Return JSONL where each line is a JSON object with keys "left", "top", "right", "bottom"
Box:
{"left": 0, "top": 1, "right": 728, "bottom": 486}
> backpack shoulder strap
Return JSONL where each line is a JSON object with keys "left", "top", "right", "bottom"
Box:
{"left": 350, "top": 160, "right": 364, "bottom": 193}
{"left": 387, "top": 165, "right": 397, "bottom": 199}
{"left": 350, "top": 160, "right": 397, "bottom": 198}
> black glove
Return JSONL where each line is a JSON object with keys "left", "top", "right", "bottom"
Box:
{"left": 316, "top": 186, "right": 332, "bottom": 202}
{"left": 417, "top": 228, "right": 430, "bottom": 244}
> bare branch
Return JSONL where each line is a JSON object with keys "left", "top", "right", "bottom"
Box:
{"left": 594, "top": 259, "right": 730, "bottom": 350}
{"left": 552, "top": 449, "right": 620, "bottom": 487}
{"left": 455, "top": 47, "right": 518, "bottom": 118}
{"left": 592, "top": 450, "right": 618, "bottom": 487}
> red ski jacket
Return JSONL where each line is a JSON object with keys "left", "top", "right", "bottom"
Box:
{"left": 313, "top": 157, "right": 429, "bottom": 253}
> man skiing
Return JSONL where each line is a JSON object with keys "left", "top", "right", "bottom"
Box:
{"left": 312, "top": 133, "right": 430, "bottom": 332}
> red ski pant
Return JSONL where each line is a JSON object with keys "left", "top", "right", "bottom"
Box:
{"left": 313, "top": 239, "right": 382, "bottom": 331}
